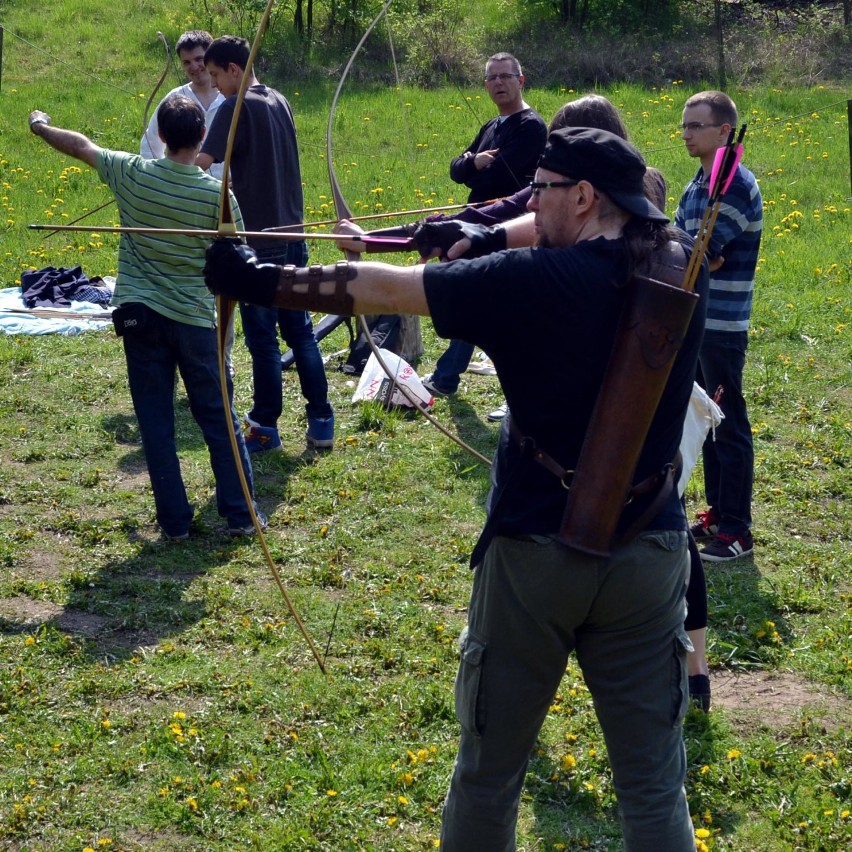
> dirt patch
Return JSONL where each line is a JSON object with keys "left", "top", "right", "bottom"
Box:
{"left": 16, "top": 548, "right": 66, "bottom": 582}
{"left": 712, "top": 670, "right": 851, "bottom": 732}
{"left": 0, "top": 595, "right": 107, "bottom": 638}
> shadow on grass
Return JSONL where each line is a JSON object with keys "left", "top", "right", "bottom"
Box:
{"left": 0, "top": 409, "right": 311, "bottom": 664}
{"left": 705, "top": 554, "right": 789, "bottom": 673}
{"left": 0, "top": 522, "right": 264, "bottom": 664}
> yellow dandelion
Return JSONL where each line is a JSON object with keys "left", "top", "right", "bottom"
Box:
{"left": 727, "top": 749, "right": 742, "bottom": 759}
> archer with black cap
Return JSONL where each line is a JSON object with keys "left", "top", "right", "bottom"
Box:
{"left": 204, "top": 125, "right": 708, "bottom": 851}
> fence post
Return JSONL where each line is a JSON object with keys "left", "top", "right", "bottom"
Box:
{"left": 848, "top": 100, "right": 852, "bottom": 197}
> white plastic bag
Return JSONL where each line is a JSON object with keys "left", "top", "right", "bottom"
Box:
{"left": 678, "top": 382, "right": 724, "bottom": 496}
{"left": 352, "top": 349, "right": 434, "bottom": 410}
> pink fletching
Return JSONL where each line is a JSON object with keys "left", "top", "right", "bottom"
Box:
{"left": 708, "top": 146, "right": 728, "bottom": 197}
{"left": 721, "top": 144, "right": 743, "bottom": 194}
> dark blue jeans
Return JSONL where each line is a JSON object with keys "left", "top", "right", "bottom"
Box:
{"left": 696, "top": 329, "right": 753, "bottom": 535}
{"left": 241, "top": 241, "right": 332, "bottom": 426}
{"left": 431, "top": 338, "right": 475, "bottom": 393}
{"left": 122, "top": 309, "right": 254, "bottom": 536}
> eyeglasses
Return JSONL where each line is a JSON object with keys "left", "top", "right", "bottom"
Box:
{"left": 679, "top": 122, "right": 723, "bottom": 132}
{"left": 529, "top": 180, "right": 578, "bottom": 197}
{"left": 484, "top": 73, "right": 520, "bottom": 83}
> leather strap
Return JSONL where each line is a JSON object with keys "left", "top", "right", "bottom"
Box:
{"left": 508, "top": 415, "right": 681, "bottom": 547}
{"left": 278, "top": 260, "right": 355, "bottom": 315}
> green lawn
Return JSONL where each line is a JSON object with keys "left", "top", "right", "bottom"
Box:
{"left": 0, "top": 1, "right": 850, "bottom": 850}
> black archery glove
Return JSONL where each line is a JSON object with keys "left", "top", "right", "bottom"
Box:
{"left": 412, "top": 220, "right": 507, "bottom": 260}
{"left": 204, "top": 238, "right": 280, "bottom": 307}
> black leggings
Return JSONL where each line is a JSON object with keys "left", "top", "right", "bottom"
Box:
{"left": 684, "top": 531, "right": 708, "bottom": 631}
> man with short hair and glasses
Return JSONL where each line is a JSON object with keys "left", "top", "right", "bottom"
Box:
{"left": 450, "top": 52, "right": 546, "bottom": 204}
{"left": 423, "top": 53, "right": 547, "bottom": 399}
{"left": 205, "top": 126, "right": 708, "bottom": 849}
{"left": 675, "top": 90, "right": 763, "bottom": 563}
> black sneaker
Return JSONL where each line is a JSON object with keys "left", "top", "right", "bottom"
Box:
{"left": 689, "top": 509, "right": 719, "bottom": 542}
{"left": 421, "top": 374, "right": 453, "bottom": 398}
{"left": 699, "top": 531, "right": 754, "bottom": 562}
{"left": 228, "top": 510, "right": 268, "bottom": 538}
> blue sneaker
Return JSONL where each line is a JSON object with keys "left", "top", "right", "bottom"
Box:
{"left": 243, "top": 415, "right": 282, "bottom": 453}
{"left": 306, "top": 415, "right": 334, "bottom": 450}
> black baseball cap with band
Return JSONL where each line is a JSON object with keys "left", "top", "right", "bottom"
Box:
{"left": 537, "top": 127, "right": 669, "bottom": 224}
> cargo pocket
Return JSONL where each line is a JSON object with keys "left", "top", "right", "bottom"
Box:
{"left": 671, "top": 628, "right": 691, "bottom": 726}
{"left": 454, "top": 627, "right": 487, "bottom": 737}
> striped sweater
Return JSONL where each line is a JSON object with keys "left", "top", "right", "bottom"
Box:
{"left": 675, "top": 164, "right": 762, "bottom": 332}
{"left": 96, "top": 151, "right": 243, "bottom": 328}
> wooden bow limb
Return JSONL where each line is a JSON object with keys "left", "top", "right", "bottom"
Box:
{"left": 39, "top": 198, "right": 115, "bottom": 241}
{"left": 44, "top": 33, "right": 171, "bottom": 242}
{"left": 141, "top": 32, "right": 173, "bottom": 162}
{"left": 325, "top": 0, "right": 491, "bottom": 470}
{"left": 213, "top": 0, "right": 328, "bottom": 675}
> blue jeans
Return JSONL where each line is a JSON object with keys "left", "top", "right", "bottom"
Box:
{"left": 441, "top": 531, "right": 694, "bottom": 852}
{"left": 241, "top": 241, "right": 332, "bottom": 426}
{"left": 122, "top": 309, "right": 255, "bottom": 536}
{"left": 431, "top": 338, "right": 475, "bottom": 393}
{"left": 696, "top": 330, "right": 753, "bottom": 535}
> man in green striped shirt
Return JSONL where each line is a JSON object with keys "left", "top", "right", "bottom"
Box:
{"left": 29, "top": 95, "right": 260, "bottom": 539}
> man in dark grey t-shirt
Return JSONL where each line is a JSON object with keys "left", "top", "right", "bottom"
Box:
{"left": 198, "top": 36, "right": 334, "bottom": 453}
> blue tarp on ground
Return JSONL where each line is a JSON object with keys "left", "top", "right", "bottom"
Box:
{"left": 0, "top": 283, "right": 114, "bottom": 335}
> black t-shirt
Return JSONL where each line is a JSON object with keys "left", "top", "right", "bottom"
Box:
{"left": 423, "top": 235, "right": 707, "bottom": 557}
{"left": 201, "top": 85, "right": 303, "bottom": 249}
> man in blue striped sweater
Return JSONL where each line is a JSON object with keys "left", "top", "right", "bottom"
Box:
{"left": 29, "top": 96, "right": 260, "bottom": 540}
{"left": 675, "top": 90, "right": 763, "bottom": 562}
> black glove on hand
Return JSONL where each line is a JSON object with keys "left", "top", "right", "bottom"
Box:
{"left": 204, "top": 238, "right": 281, "bottom": 306}
{"left": 413, "top": 220, "right": 507, "bottom": 260}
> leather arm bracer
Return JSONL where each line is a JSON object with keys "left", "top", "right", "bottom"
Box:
{"left": 276, "top": 261, "right": 356, "bottom": 316}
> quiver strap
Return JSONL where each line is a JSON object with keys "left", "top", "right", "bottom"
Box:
{"left": 557, "top": 240, "right": 699, "bottom": 556}
{"left": 278, "top": 260, "right": 356, "bottom": 315}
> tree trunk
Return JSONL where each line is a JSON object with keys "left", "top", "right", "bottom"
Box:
{"left": 715, "top": 0, "right": 726, "bottom": 92}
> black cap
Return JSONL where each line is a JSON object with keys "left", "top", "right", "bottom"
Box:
{"left": 538, "top": 127, "right": 669, "bottom": 223}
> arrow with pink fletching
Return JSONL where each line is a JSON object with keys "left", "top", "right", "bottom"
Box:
{"left": 681, "top": 124, "right": 748, "bottom": 294}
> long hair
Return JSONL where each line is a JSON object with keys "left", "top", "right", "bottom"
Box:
{"left": 549, "top": 94, "right": 629, "bottom": 138}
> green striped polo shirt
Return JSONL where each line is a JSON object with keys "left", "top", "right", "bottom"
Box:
{"left": 96, "top": 150, "right": 244, "bottom": 328}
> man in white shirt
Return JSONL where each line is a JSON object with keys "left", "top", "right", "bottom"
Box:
{"left": 140, "top": 30, "right": 225, "bottom": 180}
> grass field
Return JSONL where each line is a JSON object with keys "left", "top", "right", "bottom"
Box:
{"left": 1, "top": 1, "right": 851, "bottom": 850}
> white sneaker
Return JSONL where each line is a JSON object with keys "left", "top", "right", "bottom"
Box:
{"left": 486, "top": 402, "right": 508, "bottom": 422}
{"left": 467, "top": 351, "right": 496, "bottom": 376}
